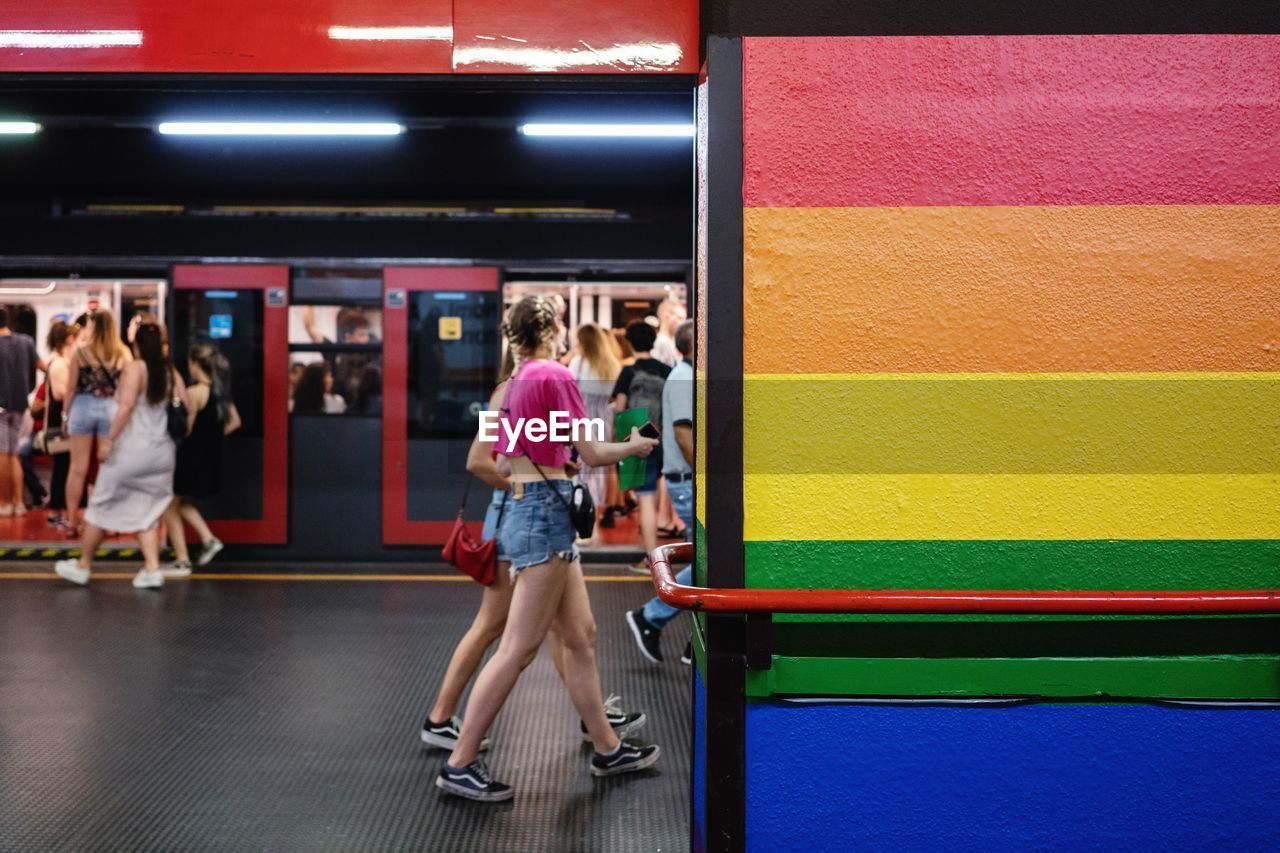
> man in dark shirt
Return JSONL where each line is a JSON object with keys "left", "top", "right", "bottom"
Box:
{"left": 0, "top": 307, "right": 38, "bottom": 514}
{"left": 611, "top": 321, "right": 671, "bottom": 571}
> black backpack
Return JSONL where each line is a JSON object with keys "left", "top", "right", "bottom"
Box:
{"left": 626, "top": 364, "right": 666, "bottom": 433}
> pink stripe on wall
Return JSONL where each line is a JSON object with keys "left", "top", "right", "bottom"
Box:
{"left": 743, "top": 35, "right": 1280, "bottom": 208}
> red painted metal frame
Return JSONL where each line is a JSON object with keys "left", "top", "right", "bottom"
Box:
{"left": 173, "top": 264, "right": 289, "bottom": 544}
{"left": 0, "top": 0, "right": 696, "bottom": 74}
{"left": 650, "top": 543, "right": 1280, "bottom": 615}
{"left": 382, "top": 266, "right": 500, "bottom": 545}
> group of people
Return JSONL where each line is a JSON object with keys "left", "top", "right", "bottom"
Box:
{"left": 565, "top": 299, "right": 691, "bottom": 559}
{"left": 0, "top": 307, "right": 238, "bottom": 588}
{"left": 420, "top": 293, "right": 696, "bottom": 802}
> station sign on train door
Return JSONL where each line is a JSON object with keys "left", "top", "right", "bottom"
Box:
{"left": 171, "top": 265, "right": 289, "bottom": 543}
{"left": 382, "top": 267, "right": 501, "bottom": 544}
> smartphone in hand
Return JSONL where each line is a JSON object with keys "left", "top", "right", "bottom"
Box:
{"left": 638, "top": 421, "right": 660, "bottom": 440}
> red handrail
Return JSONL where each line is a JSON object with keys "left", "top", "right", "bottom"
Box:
{"left": 649, "top": 543, "right": 1280, "bottom": 615}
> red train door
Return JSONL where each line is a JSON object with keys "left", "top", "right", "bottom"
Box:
{"left": 382, "top": 266, "right": 501, "bottom": 545}
{"left": 171, "top": 264, "right": 289, "bottom": 543}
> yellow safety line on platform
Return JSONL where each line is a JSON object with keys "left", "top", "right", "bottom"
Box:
{"left": 0, "top": 572, "right": 652, "bottom": 582}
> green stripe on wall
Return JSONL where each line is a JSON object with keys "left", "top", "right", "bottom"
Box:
{"left": 745, "top": 540, "right": 1280, "bottom": 590}
{"left": 747, "top": 655, "right": 1280, "bottom": 699}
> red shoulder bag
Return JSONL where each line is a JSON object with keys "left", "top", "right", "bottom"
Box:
{"left": 442, "top": 476, "right": 506, "bottom": 586}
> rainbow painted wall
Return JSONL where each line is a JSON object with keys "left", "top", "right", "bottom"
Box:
{"left": 738, "top": 34, "right": 1280, "bottom": 698}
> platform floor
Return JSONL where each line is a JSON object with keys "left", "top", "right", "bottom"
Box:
{"left": 0, "top": 566, "right": 692, "bottom": 852}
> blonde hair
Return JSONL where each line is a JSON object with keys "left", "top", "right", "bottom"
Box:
{"left": 502, "top": 295, "right": 560, "bottom": 367}
{"left": 85, "top": 309, "right": 128, "bottom": 364}
{"left": 575, "top": 323, "right": 621, "bottom": 382}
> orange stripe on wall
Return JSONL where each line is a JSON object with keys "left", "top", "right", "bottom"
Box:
{"left": 744, "top": 205, "right": 1280, "bottom": 374}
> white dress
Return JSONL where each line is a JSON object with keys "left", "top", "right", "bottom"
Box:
{"left": 84, "top": 386, "right": 175, "bottom": 534}
{"left": 568, "top": 356, "right": 613, "bottom": 511}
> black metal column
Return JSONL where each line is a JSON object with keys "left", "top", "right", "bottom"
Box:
{"left": 701, "top": 35, "right": 746, "bottom": 853}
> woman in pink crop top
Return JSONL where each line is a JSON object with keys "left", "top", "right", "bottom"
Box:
{"left": 438, "top": 295, "right": 660, "bottom": 803}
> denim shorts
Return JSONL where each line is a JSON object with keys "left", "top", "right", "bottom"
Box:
{"left": 67, "top": 395, "right": 117, "bottom": 437}
{"left": 0, "top": 411, "right": 21, "bottom": 454}
{"left": 480, "top": 488, "right": 510, "bottom": 563}
{"left": 499, "top": 479, "right": 580, "bottom": 575}
{"left": 634, "top": 454, "right": 662, "bottom": 495}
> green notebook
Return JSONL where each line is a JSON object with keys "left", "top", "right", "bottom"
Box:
{"left": 614, "top": 407, "right": 650, "bottom": 491}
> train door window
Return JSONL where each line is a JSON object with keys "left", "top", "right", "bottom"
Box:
{"left": 407, "top": 288, "right": 499, "bottom": 437}
{"left": 288, "top": 268, "right": 383, "bottom": 416}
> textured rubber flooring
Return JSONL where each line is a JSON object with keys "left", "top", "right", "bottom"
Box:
{"left": 0, "top": 569, "right": 691, "bottom": 852}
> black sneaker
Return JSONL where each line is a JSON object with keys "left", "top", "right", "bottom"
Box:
{"left": 580, "top": 693, "right": 647, "bottom": 742}
{"left": 625, "top": 609, "right": 663, "bottom": 664}
{"left": 590, "top": 740, "right": 662, "bottom": 777}
{"left": 436, "top": 758, "right": 513, "bottom": 802}
{"left": 680, "top": 641, "right": 693, "bottom": 666}
{"left": 421, "top": 715, "right": 490, "bottom": 752}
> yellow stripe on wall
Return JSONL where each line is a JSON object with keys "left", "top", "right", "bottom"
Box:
{"left": 744, "top": 373, "right": 1280, "bottom": 474}
{"left": 744, "top": 473, "right": 1280, "bottom": 541}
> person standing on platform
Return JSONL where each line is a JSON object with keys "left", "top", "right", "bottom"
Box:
{"left": 0, "top": 307, "right": 38, "bottom": 517}
{"left": 611, "top": 322, "right": 671, "bottom": 572}
{"left": 437, "top": 295, "right": 660, "bottom": 803}
{"left": 54, "top": 322, "right": 188, "bottom": 589}
{"left": 626, "top": 319, "right": 696, "bottom": 664}
{"left": 43, "top": 320, "right": 76, "bottom": 529}
{"left": 162, "top": 343, "right": 239, "bottom": 576}
{"left": 62, "top": 309, "right": 131, "bottom": 534}
{"left": 567, "top": 323, "right": 622, "bottom": 535}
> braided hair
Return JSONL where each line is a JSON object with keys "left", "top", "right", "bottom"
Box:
{"left": 502, "top": 295, "right": 560, "bottom": 369}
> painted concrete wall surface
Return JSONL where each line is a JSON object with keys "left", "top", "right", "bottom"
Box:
{"left": 744, "top": 701, "right": 1280, "bottom": 851}
{"left": 741, "top": 35, "right": 1280, "bottom": 636}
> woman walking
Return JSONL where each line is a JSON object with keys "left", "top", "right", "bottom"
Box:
{"left": 162, "top": 343, "right": 239, "bottom": 575}
{"left": 54, "top": 322, "right": 188, "bottom": 589}
{"left": 61, "top": 310, "right": 131, "bottom": 534}
{"left": 437, "top": 295, "right": 660, "bottom": 803}
{"left": 422, "top": 346, "right": 644, "bottom": 752}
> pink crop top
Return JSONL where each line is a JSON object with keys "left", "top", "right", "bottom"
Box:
{"left": 499, "top": 360, "right": 589, "bottom": 468}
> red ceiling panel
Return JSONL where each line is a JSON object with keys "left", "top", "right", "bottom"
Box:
{"left": 453, "top": 0, "right": 698, "bottom": 74}
{"left": 0, "top": 0, "right": 453, "bottom": 73}
{"left": 0, "top": 0, "right": 698, "bottom": 74}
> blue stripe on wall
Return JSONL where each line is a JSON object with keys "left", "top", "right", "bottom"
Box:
{"left": 745, "top": 701, "right": 1280, "bottom": 851}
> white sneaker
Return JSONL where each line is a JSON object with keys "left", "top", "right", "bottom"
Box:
{"left": 11, "top": 504, "right": 27, "bottom": 516}
{"left": 196, "top": 538, "right": 224, "bottom": 566}
{"left": 0, "top": 505, "right": 12, "bottom": 517}
{"left": 54, "top": 559, "right": 90, "bottom": 586}
{"left": 161, "top": 560, "right": 193, "bottom": 578}
{"left": 132, "top": 569, "right": 164, "bottom": 589}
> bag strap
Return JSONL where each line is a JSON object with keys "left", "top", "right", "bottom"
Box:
{"left": 507, "top": 420, "right": 577, "bottom": 517}
{"left": 458, "top": 473, "right": 474, "bottom": 516}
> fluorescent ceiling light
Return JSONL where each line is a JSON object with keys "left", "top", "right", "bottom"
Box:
{"left": 0, "top": 121, "right": 41, "bottom": 135}
{"left": 0, "top": 30, "right": 142, "bottom": 48}
{"left": 157, "top": 122, "right": 403, "bottom": 137}
{"left": 520, "top": 123, "right": 695, "bottom": 138}
{"left": 328, "top": 25, "right": 452, "bottom": 41}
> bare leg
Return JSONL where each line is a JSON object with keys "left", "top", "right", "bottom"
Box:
{"left": 0, "top": 452, "right": 13, "bottom": 506}
{"left": 178, "top": 502, "right": 215, "bottom": 546}
{"left": 552, "top": 560, "right": 618, "bottom": 751}
{"left": 64, "top": 435, "right": 95, "bottom": 528}
{"left": 448, "top": 556, "right": 576, "bottom": 767}
{"left": 429, "top": 563, "right": 513, "bottom": 722}
{"left": 77, "top": 523, "right": 106, "bottom": 570}
{"left": 8, "top": 454, "right": 23, "bottom": 507}
{"left": 637, "top": 492, "right": 658, "bottom": 558}
{"left": 164, "top": 498, "right": 190, "bottom": 563}
{"left": 138, "top": 527, "right": 161, "bottom": 571}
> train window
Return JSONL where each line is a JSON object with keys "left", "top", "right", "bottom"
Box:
{"left": 287, "top": 305, "right": 383, "bottom": 416}
{"left": 407, "top": 289, "right": 499, "bottom": 438}
{"left": 288, "top": 305, "right": 383, "bottom": 345}
{"left": 288, "top": 350, "right": 382, "bottom": 416}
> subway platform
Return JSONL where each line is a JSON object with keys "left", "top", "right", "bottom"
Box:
{"left": 0, "top": 565, "right": 691, "bottom": 853}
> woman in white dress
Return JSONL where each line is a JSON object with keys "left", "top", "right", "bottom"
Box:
{"left": 567, "top": 323, "right": 621, "bottom": 530}
{"left": 54, "top": 322, "right": 189, "bottom": 589}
